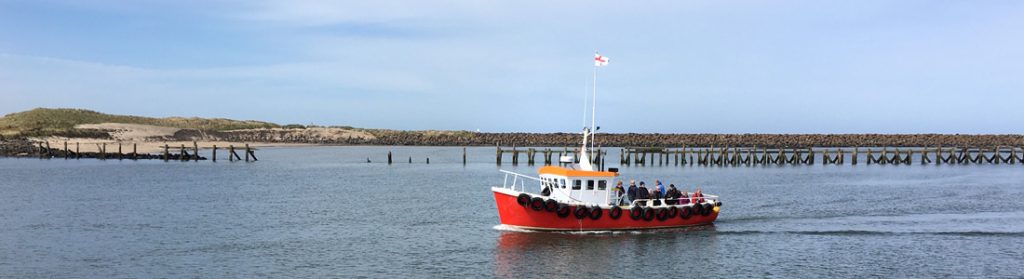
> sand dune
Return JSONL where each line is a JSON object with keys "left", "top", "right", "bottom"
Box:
{"left": 75, "top": 123, "right": 181, "bottom": 141}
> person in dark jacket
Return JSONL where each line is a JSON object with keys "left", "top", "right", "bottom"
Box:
{"left": 650, "top": 182, "right": 663, "bottom": 206}
{"left": 637, "top": 181, "right": 651, "bottom": 202}
{"left": 626, "top": 180, "right": 638, "bottom": 204}
{"left": 664, "top": 184, "right": 681, "bottom": 205}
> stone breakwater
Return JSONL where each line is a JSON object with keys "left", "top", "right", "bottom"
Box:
{"left": 207, "top": 132, "right": 1024, "bottom": 148}
{"left": 4, "top": 133, "right": 1024, "bottom": 155}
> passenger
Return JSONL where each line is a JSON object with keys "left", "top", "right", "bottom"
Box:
{"left": 613, "top": 181, "right": 626, "bottom": 205}
{"left": 679, "top": 189, "right": 691, "bottom": 205}
{"left": 655, "top": 180, "right": 666, "bottom": 197}
{"left": 637, "top": 181, "right": 650, "bottom": 201}
{"left": 626, "top": 180, "right": 638, "bottom": 204}
{"left": 649, "top": 182, "right": 663, "bottom": 206}
{"left": 692, "top": 188, "right": 705, "bottom": 204}
{"left": 665, "top": 184, "right": 680, "bottom": 205}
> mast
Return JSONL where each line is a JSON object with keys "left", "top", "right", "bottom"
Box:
{"left": 591, "top": 63, "right": 598, "bottom": 162}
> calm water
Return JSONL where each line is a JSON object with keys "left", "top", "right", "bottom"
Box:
{"left": 1, "top": 146, "right": 1023, "bottom": 278}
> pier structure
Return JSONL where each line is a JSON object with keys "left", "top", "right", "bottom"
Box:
{"left": 493, "top": 146, "right": 1024, "bottom": 167}
{"left": 29, "top": 141, "right": 257, "bottom": 162}
{"left": 495, "top": 145, "right": 608, "bottom": 169}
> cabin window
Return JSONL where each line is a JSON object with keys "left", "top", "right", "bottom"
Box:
{"left": 598, "top": 180, "right": 607, "bottom": 190}
{"left": 573, "top": 180, "right": 582, "bottom": 190}
{"left": 560, "top": 179, "right": 567, "bottom": 189}
{"left": 586, "top": 180, "right": 595, "bottom": 190}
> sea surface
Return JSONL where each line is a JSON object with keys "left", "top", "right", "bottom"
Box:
{"left": 1, "top": 146, "right": 1023, "bottom": 278}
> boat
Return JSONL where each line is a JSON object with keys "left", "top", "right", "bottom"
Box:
{"left": 490, "top": 53, "right": 721, "bottom": 231}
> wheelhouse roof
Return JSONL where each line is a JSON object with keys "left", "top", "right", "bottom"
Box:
{"left": 537, "top": 166, "right": 618, "bottom": 178}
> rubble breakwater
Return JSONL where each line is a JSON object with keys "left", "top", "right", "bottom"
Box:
{"left": 206, "top": 131, "right": 1024, "bottom": 148}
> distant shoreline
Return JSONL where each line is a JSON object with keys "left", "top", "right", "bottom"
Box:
{"left": 3, "top": 109, "right": 1023, "bottom": 152}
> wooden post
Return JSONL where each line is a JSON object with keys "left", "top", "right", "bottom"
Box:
{"left": 117, "top": 143, "right": 122, "bottom": 160}
{"left": 193, "top": 141, "right": 199, "bottom": 162}
{"left": 100, "top": 143, "right": 106, "bottom": 160}
{"left": 512, "top": 146, "right": 519, "bottom": 166}
{"left": 1011, "top": 148, "right": 1018, "bottom": 164}
{"left": 64, "top": 141, "right": 68, "bottom": 159}
{"left": 463, "top": 147, "right": 467, "bottom": 165}
{"left": 212, "top": 145, "right": 217, "bottom": 162}
{"left": 132, "top": 143, "right": 137, "bottom": 160}
{"left": 181, "top": 144, "right": 187, "bottom": 161}
{"left": 388, "top": 151, "right": 393, "bottom": 165}
{"left": 426, "top": 157, "right": 430, "bottom": 164}
{"left": 245, "top": 144, "right": 251, "bottom": 162}
{"left": 76, "top": 142, "right": 80, "bottom": 159}
{"left": 496, "top": 144, "right": 502, "bottom": 165}
{"left": 164, "top": 144, "right": 169, "bottom": 161}
{"left": 687, "top": 150, "right": 692, "bottom": 166}
{"left": 528, "top": 147, "right": 536, "bottom": 166}
{"left": 852, "top": 147, "right": 858, "bottom": 165}
{"left": 620, "top": 149, "right": 626, "bottom": 165}
{"left": 409, "top": 156, "right": 412, "bottom": 164}
{"left": 528, "top": 148, "right": 535, "bottom": 166}
{"left": 229, "top": 145, "right": 235, "bottom": 162}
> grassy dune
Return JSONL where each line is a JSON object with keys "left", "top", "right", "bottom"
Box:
{"left": 0, "top": 108, "right": 278, "bottom": 137}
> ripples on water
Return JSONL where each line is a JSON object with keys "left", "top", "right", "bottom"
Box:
{"left": 1, "top": 146, "right": 1022, "bottom": 277}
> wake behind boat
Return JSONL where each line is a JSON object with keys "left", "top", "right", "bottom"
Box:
{"left": 490, "top": 53, "right": 721, "bottom": 231}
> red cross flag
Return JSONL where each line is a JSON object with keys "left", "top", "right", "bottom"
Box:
{"left": 594, "top": 53, "right": 609, "bottom": 67}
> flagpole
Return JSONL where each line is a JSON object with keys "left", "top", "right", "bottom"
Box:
{"left": 590, "top": 56, "right": 598, "bottom": 162}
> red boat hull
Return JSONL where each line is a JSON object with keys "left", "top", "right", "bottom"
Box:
{"left": 493, "top": 189, "right": 718, "bottom": 231}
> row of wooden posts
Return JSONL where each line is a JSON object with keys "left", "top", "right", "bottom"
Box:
{"left": 35, "top": 141, "right": 258, "bottom": 162}
{"left": 494, "top": 146, "right": 1024, "bottom": 166}
{"left": 384, "top": 150, "right": 431, "bottom": 165}
{"left": 496, "top": 146, "right": 608, "bottom": 169}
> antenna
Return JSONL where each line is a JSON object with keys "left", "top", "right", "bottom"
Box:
{"left": 582, "top": 76, "right": 589, "bottom": 130}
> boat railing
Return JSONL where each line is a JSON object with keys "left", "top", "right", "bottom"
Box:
{"left": 500, "top": 169, "right": 542, "bottom": 193}
{"left": 625, "top": 195, "right": 720, "bottom": 207}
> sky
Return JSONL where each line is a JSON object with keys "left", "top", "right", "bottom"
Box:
{"left": 1, "top": 0, "right": 1022, "bottom": 133}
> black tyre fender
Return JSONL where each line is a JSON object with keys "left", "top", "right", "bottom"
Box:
{"left": 609, "top": 207, "right": 623, "bottom": 220}
{"left": 702, "top": 203, "right": 713, "bottom": 216}
{"left": 667, "top": 206, "right": 678, "bottom": 218}
{"left": 529, "top": 197, "right": 545, "bottom": 211}
{"left": 629, "top": 206, "right": 643, "bottom": 220}
{"left": 589, "top": 206, "right": 602, "bottom": 220}
{"left": 642, "top": 207, "right": 655, "bottom": 221}
{"left": 655, "top": 208, "right": 669, "bottom": 221}
{"left": 516, "top": 193, "right": 531, "bottom": 206}
{"left": 556, "top": 204, "right": 571, "bottom": 218}
{"left": 574, "top": 206, "right": 590, "bottom": 219}
{"left": 692, "top": 203, "right": 704, "bottom": 216}
{"left": 544, "top": 199, "right": 559, "bottom": 212}
{"left": 679, "top": 206, "right": 691, "bottom": 219}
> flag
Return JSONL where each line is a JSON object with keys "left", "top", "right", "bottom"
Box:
{"left": 594, "top": 53, "right": 609, "bottom": 67}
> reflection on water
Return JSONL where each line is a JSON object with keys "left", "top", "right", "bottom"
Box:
{"left": 494, "top": 225, "right": 719, "bottom": 278}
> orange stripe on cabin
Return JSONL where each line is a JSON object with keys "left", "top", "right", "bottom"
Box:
{"left": 537, "top": 166, "right": 618, "bottom": 177}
